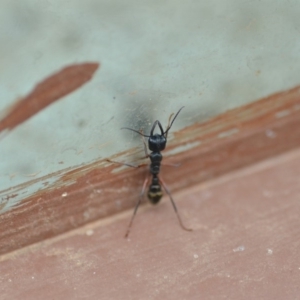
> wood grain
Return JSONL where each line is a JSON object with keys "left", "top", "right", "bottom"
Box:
{"left": 1, "top": 147, "right": 300, "bottom": 300}
{"left": 1, "top": 85, "right": 300, "bottom": 255}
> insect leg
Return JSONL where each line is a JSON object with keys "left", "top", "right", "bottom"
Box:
{"left": 159, "top": 177, "right": 192, "bottom": 232}
{"left": 161, "top": 162, "right": 181, "bottom": 167}
{"left": 139, "top": 129, "right": 149, "bottom": 159}
{"left": 125, "top": 175, "right": 149, "bottom": 238}
{"left": 106, "top": 159, "right": 147, "bottom": 169}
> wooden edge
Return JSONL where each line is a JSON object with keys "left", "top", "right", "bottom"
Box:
{"left": 1, "top": 85, "right": 300, "bottom": 255}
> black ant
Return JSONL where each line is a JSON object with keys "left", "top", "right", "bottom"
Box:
{"left": 108, "top": 107, "right": 192, "bottom": 238}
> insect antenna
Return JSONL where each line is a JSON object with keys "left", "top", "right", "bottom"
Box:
{"left": 164, "top": 106, "right": 185, "bottom": 136}
{"left": 121, "top": 127, "right": 151, "bottom": 137}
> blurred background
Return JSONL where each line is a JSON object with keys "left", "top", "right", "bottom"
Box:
{"left": 0, "top": 0, "right": 299, "bottom": 194}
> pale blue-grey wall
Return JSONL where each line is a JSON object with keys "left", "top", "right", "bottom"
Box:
{"left": 0, "top": 0, "right": 299, "bottom": 194}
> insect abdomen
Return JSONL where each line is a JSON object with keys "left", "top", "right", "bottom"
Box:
{"left": 147, "top": 176, "right": 163, "bottom": 204}
{"left": 147, "top": 187, "right": 163, "bottom": 204}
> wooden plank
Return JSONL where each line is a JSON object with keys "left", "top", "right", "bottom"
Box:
{"left": 1, "top": 85, "right": 300, "bottom": 255}
{"left": 1, "top": 148, "right": 300, "bottom": 300}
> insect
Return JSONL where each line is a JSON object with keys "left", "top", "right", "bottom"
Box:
{"left": 109, "top": 107, "right": 192, "bottom": 238}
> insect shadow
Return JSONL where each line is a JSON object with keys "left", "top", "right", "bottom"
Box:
{"left": 107, "top": 106, "right": 192, "bottom": 238}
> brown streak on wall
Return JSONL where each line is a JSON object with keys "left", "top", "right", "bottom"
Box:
{"left": 0, "top": 63, "right": 99, "bottom": 133}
